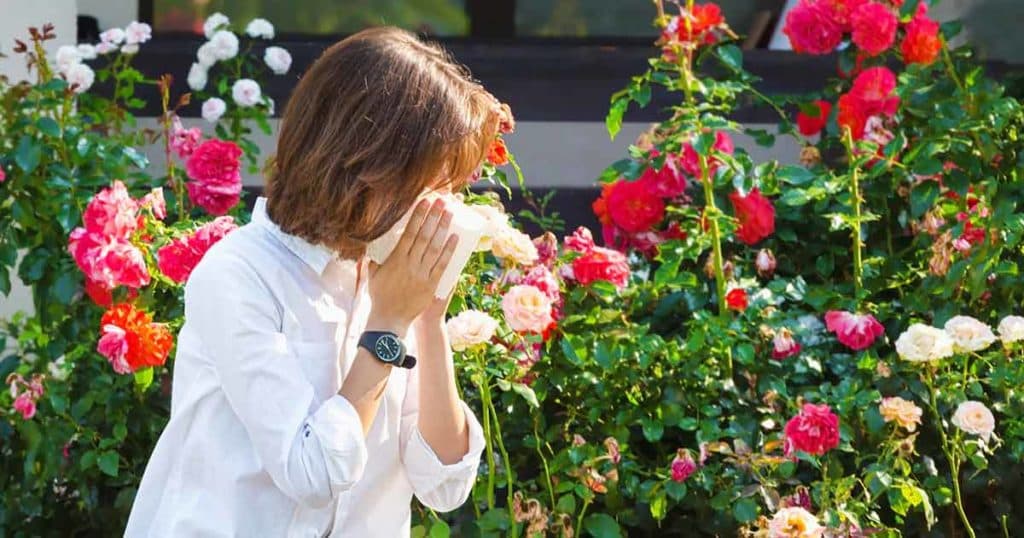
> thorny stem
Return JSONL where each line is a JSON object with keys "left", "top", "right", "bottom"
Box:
{"left": 842, "top": 128, "right": 864, "bottom": 303}
{"left": 924, "top": 369, "right": 976, "bottom": 538}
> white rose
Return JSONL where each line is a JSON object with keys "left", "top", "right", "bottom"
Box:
{"left": 951, "top": 400, "right": 996, "bottom": 441}
{"left": 55, "top": 45, "right": 81, "bottom": 75}
{"left": 944, "top": 315, "right": 996, "bottom": 353}
{"left": 196, "top": 42, "right": 218, "bottom": 68}
{"left": 124, "top": 21, "right": 152, "bottom": 45}
{"left": 203, "top": 12, "right": 230, "bottom": 39}
{"left": 232, "top": 79, "right": 262, "bottom": 107}
{"left": 768, "top": 507, "right": 823, "bottom": 538}
{"left": 446, "top": 310, "right": 500, "bottom": 352}
{"left": 187, "top": 63, "right": 208, "bottom": 91}
{"left": 48, "top": 356, "right": 69, "bottom": 382}
{"left": 263, "top": 46, "right": 292, "bottom": 75}
{"left": 471, "top": 204, "right": 510, "bottom": 251}
{"left": 64, "top": 63, "right": 95, "bottom": 93}
{"left": 492, "top": 227, "right": 539, "bottom": 266}
{"left": 209, "top": 30, "right": 239, "bottom": 61}
{"left": 997, "top": 315, "right": 1024, "bottom": 345}
{"left": 76, "top": 44, "right": 97, "bottom": 60}
{"left": 245, "top": 18, "right": 275, "bottom": 39}
{"left": 121, "top": 43, "right": 139, "bottom": 55}
{"left": 100, "top": 27, "right": 126, "bottom": 45}
{"left": 96, "top": 42, "right": 117, "bottom": 55}
{"left": 202, "top": 97, "right": 227, "bottom": 123}
{"left": 895, "top": 323, "right": 955, "bottom": 363}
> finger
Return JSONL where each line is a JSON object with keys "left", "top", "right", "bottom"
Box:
{"left": 394, "top": 199, "right": 432, "bottom": 260}
{"left": 408, "top": 199, "right": 446, "bottom": 261}
{"left": 428, "top": 235, "right": 460, "bottom": 283}
{"left": 420, "top": 208, "right": 454, "bottom": 266}
{"left": 368, "top": 261, "right": 380, "bottom": 277}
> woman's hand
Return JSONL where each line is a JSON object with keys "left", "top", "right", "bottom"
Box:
{"left": 366, "top": 198, "right": 459, "bottom": 336}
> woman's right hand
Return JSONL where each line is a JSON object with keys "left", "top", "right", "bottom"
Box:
{"left": 366, "top": 198, "right": 459, "bottom": 337}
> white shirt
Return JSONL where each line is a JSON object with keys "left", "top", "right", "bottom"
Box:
{"left": 126, "top": 198, "right": 485, "bottom": 537}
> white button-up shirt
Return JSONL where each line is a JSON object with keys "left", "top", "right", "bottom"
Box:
{"left": 126, "top": 198, "right": 485, "bottom": 537}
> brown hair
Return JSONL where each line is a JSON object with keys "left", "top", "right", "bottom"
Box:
{"left": 265, "top": 26, "right": 498, "bottom": 250}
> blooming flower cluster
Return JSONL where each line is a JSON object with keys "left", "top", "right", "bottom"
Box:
{"left": 7, "top": 374, "right": 45, "bottom": 421}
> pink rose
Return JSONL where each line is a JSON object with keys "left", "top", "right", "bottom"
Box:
{"left": 170, "top": 116, "right": 203, "bottom": 159}
{"left": 824, "top": 310, "right": 885, "bottom": 350}
{"left": 185, "top": 139, "right": 243, "bottom": 216}
{"left": 158, "top": 216, "right": 238, "bottom": 283}
{"left": 564, "top": 226, "right": 595, "bottom": 254}
{"left": 68, "top": 229, "right": 151, "bottom": 289}
{"left": 784, "top": 403, "right": 840, "bottom": 456}
{"left": 680, "top": 131, "right": 734, "bottom": 178}
{"left": 670, "top": 450, "right": 697, "bottom": 482}
{"left": 572, "top": 247, "right": 630, "bottom": 288}
{"left": 98, "top": 323, "right": 131, "bottom": 374}
{"left": 13, "top": 392, "right": 36, "bottom": 420}
{"left": 639, "top": 153, "right": 687, "bottom": 198}
{"left": 533, "top": 232, "right": 559, "bottom": 267}
{"left": 82, "top": 180, "right": 139, "bottom": 238}
{"left": 850, "top": 2, "right": 898, "bottom": 57}
{"left": 139, "top": 187, "right": 167, "bottom": 220}
{"left": 502, "top": 284, "right": 555, "bottom": 334}
{"left": 517, "top": 264, "right": 561, "bottom": 301}
{"left": 772, "top": 328, "right": 801, "bottom": 360}
{"left": 783, "top": 0, "right": 844, "bottom": 55}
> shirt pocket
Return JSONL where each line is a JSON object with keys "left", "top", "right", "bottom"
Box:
{"left": 289, "top": 340, "right": 340, "bottom": 404}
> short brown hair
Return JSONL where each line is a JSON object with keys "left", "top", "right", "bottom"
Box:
{"left": 265, "top": 26, "right": 498, "bottom": 249}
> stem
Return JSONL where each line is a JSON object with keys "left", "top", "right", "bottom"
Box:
{"left": 486, "top": 389, "right": 518, "bottom": 536}
{"left": 158, "top": 81, "right": 185, "bottom": 221}
{"left": 533, "top": 414, "right": 556, "bottom": 509}
{"left": 842, "top": 128, "right": 864, "bottom": 303}
{"left": 576, "top": 497, "right": 592, "bottom": 536}
{"left": 925, "top": 368, "right": 976, "bottom": 538}
{"left": 477, "top": 375, "right": 497, "bottom": 510}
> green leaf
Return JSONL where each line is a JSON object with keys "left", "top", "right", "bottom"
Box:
{"left": 134, "top": 367, "right": 154, "bottom": 391}
{"left": 428, "top": 520, "right": 450, "bottom": 538}
{"left": 777, "top": 165, "right": 816, "bottom": 186}
{"left": 36, "top": 117, "right": 60, "bottom": 137}
{"left": 734, "top": 343, "right": 755, "bottom": 365}
{"left": 910, "top": 180, "right": 940, "bottom": 218}
{"left": 717, "top": 44, "right": 743, "bottom": 71}
{"left": 733, "top": 498, "right": 759, "bottom": 523}
{"left": 606, "top": 98, "right": 629, "bottom": 140}
{"left": 583, "top": 513, "right": 622, "bottom": 538}
{"left": 15, "top": 135, "right": 42, "bottom": 173}
{"left": 556, "top": 494, "right": 577, "bottom": 514}
{"left": 650, "top": 493, "right": 668, "bottom": 521}
{"left": 113, "top": 423, "right": 128, "bottom": 441}
{"left": 511, "top": 382, "right": 539, "bottom": 408}
{"left": 80, "top": 449, "right": 97, "bottom": 471}
{"left": 665, "top": 480, "right": 687, "bottom": 501}
{"left": 98, "top": 451, "right": 120, "bottom": 477}
{"left": 52, "top": 271, "right": 78, "bottom": 305}
{"left": 693, "top": 131, "right": 717, "bottom": 157}
{"left": 641, "top": 418, "right": 664, "bottom": 442}
{"left": 779, "top": 189, "right": 810, "bottom": 207}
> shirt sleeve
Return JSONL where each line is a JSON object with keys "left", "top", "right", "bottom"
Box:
{"left": 184, "top": 252, "right": 367, "bottom": 509}
{"left": 398, "top": 336, "right": 485, "bottom": 513}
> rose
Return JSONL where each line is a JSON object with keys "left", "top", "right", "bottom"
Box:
{"left": 0, "top": 164, "right": 6, "bottom": 183}
{"left": 901, "top": 5, "right": 941, "bottom": 65}
{"left": 783, "top": 403, "right": 840, "bottom": 456}
{"left": 572, "top": 246, "right": 630, "bottom": 289}
{"left": 493, "top": 227, "right": 540, "bottom": 266}
{"left": 517, "top": 265, "right": 561, "bottom": 301}
{"left": 231, "top": 79, "right": 262, "bottom": 108}
{"left": 756, "top": 248, "right": 777, "bottom": 278}
{"left": 533, "top": 232, "right": 558, "bottom": 267}
{"left": 55, "top": 45, "right": 81, "bottom": 74}
{"left": 796, "top": 100, "right": 832, "bottom": 136}
{"left": 726, "top": 288, "right": 748, "bottom": 312}
{"left": 606, "top": 178, "right": 665, "bottom": 233}
{"left": 729, "top": 188, "right": 775, "bottom": 245}
{"left": 157, "top": 217, "right": 237, "bottom": 283}
{"left": 245, "top": 18, "right": 275, "bottom": 39}
{"left": 264, "top": 46, "right": 292, "bottom": 75}
{"left": 486, "top": 137, "right": 509, "bottom": 166}
{"left": 879, "top": 397, "right": 923, "bottom": 432}
{"left": 895, "top": 323, "right": 955, "bottom": 362}
{"left": 772, "top": 328, "right": 801, "bottom": 360}
{"left": 12, "top": 392, "right": 37, "bottom": 420}
{"left": 124, "top": 21, "right": 152, "bottom": 45}
{"left": 951, "top": 401, "right": 996, "bottom": 441}
{"left": 100, "top": 27, "right": 126, "bottom": 45}
{"left": 187, "top": 63, "right": 208, "bottom": 91}
{"left": 943, "top": 315, "right": 996, "bottom": 353}
{"left": 64, "top": 63, "right": 95, "bottom": 94}
{"left": 665, "top": 3, "right": 724, "bottom": 45}
{"left": 783, "top": 0, "right": 843, "bottom": 55}
{"left": 170, "top": 117, "right": 202, "bottom": 159}
{"left": 768, "top": 507, "right": 823, "bottom": 538}
{"left": 638, "top": 154, "right": 686, "bottom": 198}
{"left": 823, "top": 310, "right": 884, "bottom": 351}
{"left": 99, "top": 303, "right": 174, "bottom": 373}
{"left": 196, "top": 42, "right": 218, "bottom": 68}
{"left": 850, "top": 2, "right": 898, "bottom": 56}
{"left": 997, "top": 315, "right": 1024, "bottom": 345}
{"left": 203, "top": 12, "right": 230, "bottom": 39}
{"left": 185, "top": 139, "right": 243, "bottom": 216}
{"left": 82, "top": 180, "right": 138, "bottom": 238}
{"left": 76, "top": 44, "right": 97, "bottom": 60}
{"left": 679, "top": 130, "right": 734, "bottom": 177}
{"left": 502, "top": 285, "right": 555, "bottom": 334}
{"left": 670, "top": 450, "right": 697, "bottom": 482}
{"left": 202, "top": 97, "right": 227, "bottom": 123}
{"left": 209, "top": 30, "right": 240, "bottom": 61}
{"left": 849, "top": 66, "right": 900, "bottom": 118}
{"left": 68, "top": 230, "right": 151, "bottom": 289}
{"left": 564, "top": 226, "right": 595, "bottom": 254}
{"left": 446, "top": 310, "right": 500, "bottom": 352}
{"left": 98, "top": 324, "right": 131, "bottom": 374}
{"left": 470, "top": 204, "right": 510, "bottom": 252}
{"left": 139, "top": 188, "right": 167, "bottom": 220}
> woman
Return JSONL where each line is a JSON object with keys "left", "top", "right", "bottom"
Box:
{"left": 126, "top": 27, "right": 495, "bottom": 537}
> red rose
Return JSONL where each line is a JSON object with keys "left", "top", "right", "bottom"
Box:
{"left": 796, "top": 100, "right": 833, "bottom": 136}
{"left": 675, "top": 3, "right": 725, "bottom": 45}
{"left": 680, "top": 131, "right": 735, "bottom": 178}
{"left": 837, "top": 93, "right": 869, "bottom": 139}
{"left": 784, "top": 403, "right": 841, "bottom": 456}
{"left": 849, "top": 66, "right": 900, "bottom": 117}
{"left": 725, "top": 288, "right": 748, "bottom": 311}
{"left": 572, "top": 246, "right": 630, "bottom": 288}
{"left": 822, "top": 0, "right": 868, "bottom": 31}
{"left": 729, "top": 188, "right": 775, "bottom": 245}
{"left": 639, "top": 153, "right": 687, "bottom": 198}
{"left": 783, "top": 0, "right": 844, "bottom": 55}
{"left": 606, "top": 178, "right": 666, "bottom": 233}
{"left": 592, "top": 182, "right": 617, "bottom": 226}
{"left": 901, "top": 5, "right": 941, "bottom": 65}
{"left": 185, "top": 139, "right": 242, "bottom": 216}
{"left": 850, "top": 2, "right": 898, "bottom": 56}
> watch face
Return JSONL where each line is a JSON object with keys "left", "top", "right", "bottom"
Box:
{"left": 374, "top": 334, "right": 403, "bottom": 363}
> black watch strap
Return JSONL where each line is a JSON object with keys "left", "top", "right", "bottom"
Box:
{"left": 358, "top": 331, "right": 417, "bottom": 369}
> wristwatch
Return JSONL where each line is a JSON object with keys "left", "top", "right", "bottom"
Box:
{"left": 358, "top": 331, "right": 417, "bottom": 369}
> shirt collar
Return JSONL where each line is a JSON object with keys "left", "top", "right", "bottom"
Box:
{"left": 252, "top": 197, "right": 336, "bottom": 276}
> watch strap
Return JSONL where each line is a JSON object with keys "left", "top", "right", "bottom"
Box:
{"left": 358, "top": 331, "right": 416, "bottom": 369}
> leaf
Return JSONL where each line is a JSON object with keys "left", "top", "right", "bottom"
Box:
{"left": 734, "top": 343, "right": 755, "bottom": 365}
{"left": 134, "top": 367, "right": 154, "bottom": 391}
{"left": 650, "top": 493, "right": 668, "bottom": 521}
{"left": 776, "top": 165, "right": 816, "bottom": 186}
{"left": 511, "top": 382, "right": 539, "bottom": 408}
{"left": 910, "top": 180, "right": 940, "bottom": 218}
{"left": 114, "top": 423, "right": 128, "bottom": 441}
{"left": 51, "top": 271, "right": 79, "bottom": 305}
{"left": 665, "top": 480, "right": 687, "bottom": 501}
{"left": 606, "top": 98, "right": 629, "bottom": 140}
{"left": 733, "top": 498, "right": 759, "bottom": 523}
{"left": 15, "top": 135, "right": 42, "bottom": 173}
{"left": 693, "top": 131, "right": 717, "bottom": 157}
{"left": 779, "top": 189, "right": 810, "bottom": 207}
{"left": 36, "top": 117, "right": 60, "bottom": 137}
{"left": 632, "top": 82, "right": 652, "bottom": 108}
{"left": 641, "top": 418, "right": 664, "bottom": 442}
{"left": 583, "top": 513, "right": 622, "bottom": 538}
{"left": 717, "top": 44, "right": 743, "bottom": 71}
{"left": 428, "top": 520, "right": 450, "bottom": 538}
{"left": 98, "top": 451, "right": 120, "bottom": 477}
{"left": 556, "top": 494, "right": 577, "bottom": 514}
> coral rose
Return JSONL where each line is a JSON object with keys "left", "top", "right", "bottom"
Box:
{"left": 784, "top": 403, "right": 840, "bottom": 456}
{"left": 99, "top": 303, "right": 173, "bottom": 373}
{"left": 879, "top": 396, "right": 923, "bottom": 432}
{"left": 729, "top": 188, "right": 775, "bottom": 245}
{"left": 726, "top": 288, "right": 748, "bottom": 312}
{"left": 901, "top": 4, "right": 941, "bottom": 65}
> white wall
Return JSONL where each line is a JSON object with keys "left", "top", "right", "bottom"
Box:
{"left": 0, "top": 0, "right": 77, "bottom": 83}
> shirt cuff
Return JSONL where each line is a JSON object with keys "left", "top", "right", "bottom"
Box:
{"left": 308, "top": 394, "right": 369, "bottom": 495}
{"left": 403, "top": 401, "right": 485, "bottom": 494}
